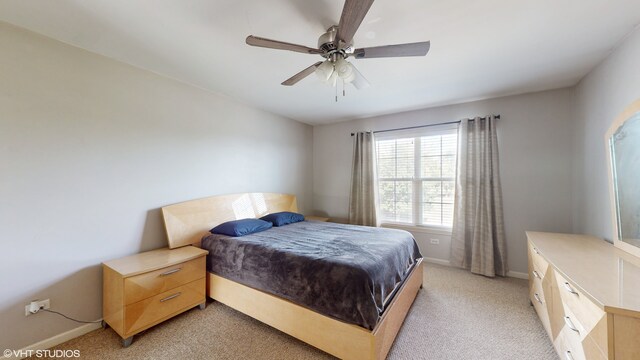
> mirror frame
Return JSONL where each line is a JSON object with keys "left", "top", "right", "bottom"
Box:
{"left": 606, "top": 98, "right": 640, "bottom": 257}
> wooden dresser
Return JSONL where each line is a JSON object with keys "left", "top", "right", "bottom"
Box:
{"left": 527, "top": 232, "right": 640, "bottom": 360}
{"left": 103, "top": 246, "right": 209, "bottom": 347}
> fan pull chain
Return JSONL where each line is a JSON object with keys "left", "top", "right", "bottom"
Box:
{"left": 332, "top": 79, "right": 348, "bottom": 103}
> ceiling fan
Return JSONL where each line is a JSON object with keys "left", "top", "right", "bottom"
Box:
{"left": 245, "top": 0, "right": 431, "bottom": 90}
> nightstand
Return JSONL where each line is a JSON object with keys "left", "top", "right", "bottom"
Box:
{"left": 102, "top": 246, "right": 208, "bottom": 347}
{"left": 305, "top": 215, "right": 330, "bottom": 222}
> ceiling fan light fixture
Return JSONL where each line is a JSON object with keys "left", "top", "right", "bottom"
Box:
{"left": 327, "top": 70, "right": 338, "bottom": 87}
{"left": 315, "top": 60, "right": 334, "bottom": 82}
{"left": 334, "top": 58, "right": 355, "bottom": 83}
{"left": 344, "top": 71, "right": 356, "bottom": 84}
{"left": 245, "top": 0, "right": 431, "bottom": 90}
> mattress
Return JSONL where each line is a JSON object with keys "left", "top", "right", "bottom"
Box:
{"left": 201, "top": 220, "right": 422, "bottom": 329}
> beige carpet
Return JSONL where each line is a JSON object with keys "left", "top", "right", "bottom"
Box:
{"left": 36, "top": 264, "right": 557, "bottom": 360}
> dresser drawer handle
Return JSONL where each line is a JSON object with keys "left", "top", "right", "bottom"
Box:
{"left": 533, "top": 247, "right": 540, "bottom": 255}
{"left": 564, "top": 316, "right": 580, "bottom": 334}
{"left": 565, "top": 350, "right": 574, "bottom": 360}
{"left": 160, "top": 268, "right": 182, "bottom": 277}
{"left": 160, "top": 292, "right": 182, "bottom": 302}
{"left": 563, "top": 282, "right": 579, "bottom": 296}
{"left": 532, "top": 270, "right": 541, "bottom": 279}
{"left": 534, "top": 293, "right": 543, "bottom": 304}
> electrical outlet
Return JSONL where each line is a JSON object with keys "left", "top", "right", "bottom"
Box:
{"left": 430, "top": 238, "right": 440, "bottom": 245}
{"left": 25, "top": 299, "right": 50, "bottom": 316}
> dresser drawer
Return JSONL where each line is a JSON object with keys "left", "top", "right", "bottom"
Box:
{"left": 124, "top": 277, "right": 205, "bottom": 335}
{"left": 555, "top": 270, "right": 608, "bottom": 358}
{"left": 559, "top": 314, "right": 608, "bottom": 360}
{"left": 554, "top": 271, "right": 605, "bottom": 333}
{"left": 555, "top": 326, "right": 586, "bottom": 360}
{"left": 531, "top": 267, "right": 544, "bottom": 283}
{"left": 528, "top": 241, "right": 549, "bottom": 275}
{"left": 124, "top": 257, "right": 205, "bottom": 304}
{"left": 582, "top": 334, "right": 608, "bottom": 360}
{"left": 530, "top": 276, "right": 552, "bottom": 337}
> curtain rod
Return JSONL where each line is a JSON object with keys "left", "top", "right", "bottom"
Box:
{"left": 350, "top": 114, "right": 500, "bottom": 136}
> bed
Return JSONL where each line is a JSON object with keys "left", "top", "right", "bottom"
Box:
{"left": 161, "top": 192, "right": 424, "bottom": 360}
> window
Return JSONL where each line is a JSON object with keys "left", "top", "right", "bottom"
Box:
{"left": 376, "top": 125, "right": 458, "bottom": 228}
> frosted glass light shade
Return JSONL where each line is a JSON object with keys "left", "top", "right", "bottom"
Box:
{"left": 315, "top": 60, "right": 334, "bottom": 82}
{"left": 327, "top": 70, "right": 338, "bottom": 87}
{"left": 334, "top": 58, "right": 355, "bottom": 83}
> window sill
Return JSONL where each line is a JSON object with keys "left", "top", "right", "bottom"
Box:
{"left": 381, "top": 223, "right": 453, "bottom": 236}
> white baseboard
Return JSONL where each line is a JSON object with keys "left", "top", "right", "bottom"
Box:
{"left": 423, "top": 257, "right": 529, "bottom": 280}
{"left": 506, "top": 270, "right": 529, "bottom": 280}
{"left": 2, "top": 321, "right": 102, "bottom": 360}
{"left": 423, "top": 257, "right": 451, "bottom": 266}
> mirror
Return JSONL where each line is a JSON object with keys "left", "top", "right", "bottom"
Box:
{"left": 607, "top": 99, "right": 640, "bottom": 257}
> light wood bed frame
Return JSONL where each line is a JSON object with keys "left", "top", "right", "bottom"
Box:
{"left": 161, "top": 192, "right": 423, "bottom": 360}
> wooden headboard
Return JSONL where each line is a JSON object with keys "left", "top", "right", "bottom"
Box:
{"left": 161, "top": 192, "right": 298, "bottom": 249}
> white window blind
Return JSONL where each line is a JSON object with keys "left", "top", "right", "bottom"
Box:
{"left": 375, "top": 124, "right": 458, "bottom": 228}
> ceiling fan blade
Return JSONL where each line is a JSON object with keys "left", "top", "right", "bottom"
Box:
{"left": 282, "top": 62, "right": 323, "bottom": 86}
{"left": 350, "top": 64, "right": 370, "bottom": 90}
{"left": 246, "top": 35, "right": 322, "bottom": 55}
{"left": 354, "top": 41, "right": 430, "bottom": 59}
{"left": 335, "top": 0, "right": 375, "bottom": 47}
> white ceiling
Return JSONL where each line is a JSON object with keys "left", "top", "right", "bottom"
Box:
{"left": 1, "top": 0, "right": 639, "bottom": 125}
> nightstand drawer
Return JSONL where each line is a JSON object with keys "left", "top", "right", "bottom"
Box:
{"left": 103, "top": 246, "right": 208, "bottom": 346}
{"left": 124, "top": 257, "right": 205, "bottom": 305}
{"left": 124, "top": 277, "right": 205, "bottom": 335}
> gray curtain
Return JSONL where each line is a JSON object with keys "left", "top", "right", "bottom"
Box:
{"left": 349, "top": 132, "right": 378, "bottom": 226}
{"left": 450, "top": 116, "right": 508, "bottom": 277}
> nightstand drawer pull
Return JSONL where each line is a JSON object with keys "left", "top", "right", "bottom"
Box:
{"left": 563, "top": 282, "right": 579, "bottom": 296}
{"left": 160, "top": 292, "right": 182, "bottom": 302}
{"left": 533, "top": 247, "right": 540, "bottom": 255}
{"left": 564, "top": 316, "right": 580, "bottom": 334}
{"left": 534, "top": 293, "right": 543, "bottom": 304}
{"left": 532, "top": 270, "right": 541, "bottom": 279}
{"left": 565, "top": 351, "right": 574, "bottom": 360}
{"left": 160, "top": 268, "right": 182, "bottom": 277}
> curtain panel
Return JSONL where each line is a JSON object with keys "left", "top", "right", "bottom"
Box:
{"left": 450, "top": 116, "right": 508, "bottom": 277}
{"left": 349, "top": 132, "right": 378, "bottom": 226}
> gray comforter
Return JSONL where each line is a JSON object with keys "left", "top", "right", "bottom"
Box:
{"left": 201, "top": 221, "right": 422, "bottom": 330}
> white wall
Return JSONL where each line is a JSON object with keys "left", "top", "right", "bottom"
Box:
{"left": 313, "top": 89, "right": 575, "bottom": 273}
{"left": 573, "top": 26, "right": 640, "bottom": 240}
{"left": 0, "top": 22, "right": 313, "bottom": 350}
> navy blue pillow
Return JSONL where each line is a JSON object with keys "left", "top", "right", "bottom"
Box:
{"left": 210, "top": 218, "right": 272, "bottom": 237}
{"left": 260, "top": 211, "right": 305, "bottom": 227}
